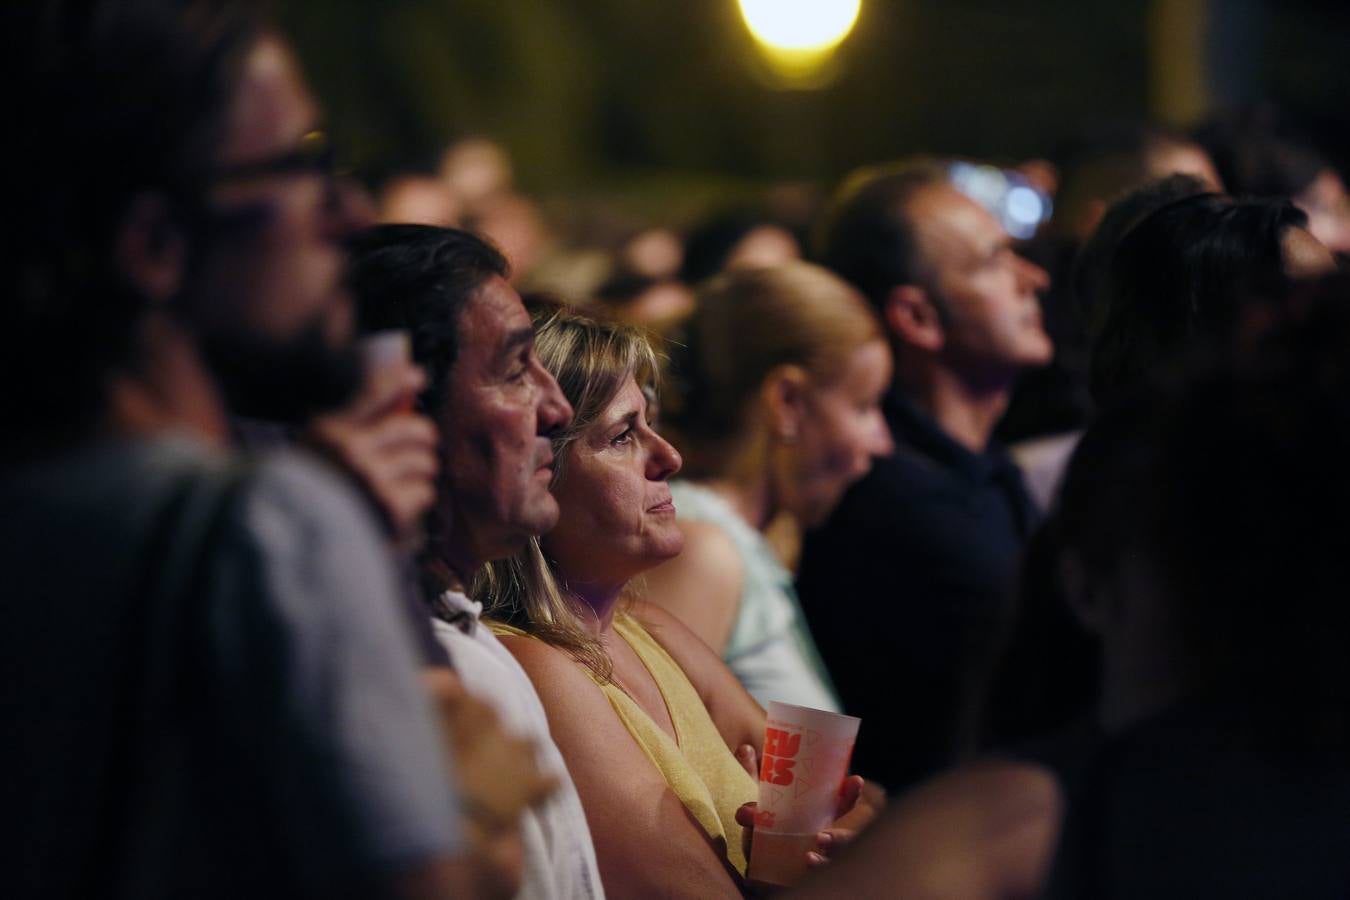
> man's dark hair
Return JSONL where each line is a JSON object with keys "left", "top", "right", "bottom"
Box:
{"left": 347, "top": 224, "right": 510, "bottom": 422}
{"left": 1073, "top": 173, "right": 1211, "bottom": 338}
{"left": 814, "top": 157, "right": 950, "bottom": 313}
{"left": 4, "top": 0, "right": 266, "bottom": 459}
{"left": 1089, "top": 191, "right": 1307, "bottom": 407}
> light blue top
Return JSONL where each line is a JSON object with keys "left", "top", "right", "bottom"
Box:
{"left": 669, "top": 480, "right": 841, "bottom": 712}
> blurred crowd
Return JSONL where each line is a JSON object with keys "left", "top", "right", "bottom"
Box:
{"left": 7, "top": 2, "right": 1350, "bottom": 899}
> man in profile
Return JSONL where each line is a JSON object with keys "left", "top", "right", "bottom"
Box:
{"left": 998, "top": 123, "right": 1223, "bottom": 445}
{"left": 799, "top": 159, "right": 1050, "bottom": 792}
{"left": 348, "top": 224, "right": 607, "bottom": 900}
{"left": 1, "top": 3, "right": 476, "bottom": 897}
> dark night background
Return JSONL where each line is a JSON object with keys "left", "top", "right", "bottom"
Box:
{"left": 279, "top": 0, "right": 1350, "bottom": 222}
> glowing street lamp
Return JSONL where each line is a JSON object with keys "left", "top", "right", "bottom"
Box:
{"left": 737, "top": 0, "right": 862, "bottom": 86}
{"left": 738, "top": 0, "right": 861, "bottom": 52}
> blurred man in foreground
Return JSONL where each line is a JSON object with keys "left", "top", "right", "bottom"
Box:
{"left": 2, "top": 2, "right": 481, "bottom": 897}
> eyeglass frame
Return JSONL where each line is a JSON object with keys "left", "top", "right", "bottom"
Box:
{"left": 201, "top": 129, "right": 343, "bottom": 186}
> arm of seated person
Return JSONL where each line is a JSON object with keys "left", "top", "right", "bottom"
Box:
{"left": 628, "top": 606, "right": 878, "bottom": 871}
{"left": 786, "top": 760, "right": 1062, "bottom": 900}
{"left": 631, "top": 600, "right": 765, "bottom": 758}
{"left": 642, "top": 520, "right": 744, "bottom": 656}
{"left": 422, "top": 667, "right": 558, "bottom": 900}
{"left": 500, "top": 634, "right": 746, "bottom": 900}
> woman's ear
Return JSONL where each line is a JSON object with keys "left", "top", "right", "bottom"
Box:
{"left": 761, "top": 363, "right": 810, "bottom": 444}
{"left": 884, "top": 284, "right": 944, "bottom": 352}
{"left": 114, "top": 191, "right": 187, "bottom": 305}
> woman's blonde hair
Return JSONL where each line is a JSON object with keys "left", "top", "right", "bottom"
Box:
{"left": 472, "top": 299, "right": 661, "bottom": 682}
{"left": 663, "top": 260, "right": 884, "bottom": 477}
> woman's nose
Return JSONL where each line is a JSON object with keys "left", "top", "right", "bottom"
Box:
{"left": 648, "top": 434, "right": 682, "bottom": 481}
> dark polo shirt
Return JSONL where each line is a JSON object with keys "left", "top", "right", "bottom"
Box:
{"left": 796, "top": 391, "right": 1039, "bottom": 792}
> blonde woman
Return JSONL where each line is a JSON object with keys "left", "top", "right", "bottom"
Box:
{"left": 644, "top": 262, "right": 893, "bottom": 711}
{"left": 477, "top": 302, "right": 864, "bottom": 899}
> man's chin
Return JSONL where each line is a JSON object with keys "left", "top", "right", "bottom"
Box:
{"left": 1025, "top": 345, "right": 1055, "bottom": 368}
{"left": 522, "top": 495, "right": 562, "bottom": 539}
{"left": 1021, "top": 331, "right": 1055, "bottom": 366}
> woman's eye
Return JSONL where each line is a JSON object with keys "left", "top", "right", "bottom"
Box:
{"left": 612, "top": 428, "right": 633, "bottom": 446}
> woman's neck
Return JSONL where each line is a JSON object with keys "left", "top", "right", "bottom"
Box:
{"left": 697, "top": 432, "right": 779, "bottom": 530}
{"left": 563, "top": 575, "right": 629, "bottom": 638}
{"left": 700, "top": 476, "right": 775, "bottom": 531}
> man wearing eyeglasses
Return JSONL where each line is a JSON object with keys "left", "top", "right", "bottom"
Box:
{"left": 1, "top": 3, "right": 493, "bottom": 899}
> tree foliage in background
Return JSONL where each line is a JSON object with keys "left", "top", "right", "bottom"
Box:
{"left": 279, "top": 0, "right": 1349, "bottom": 196}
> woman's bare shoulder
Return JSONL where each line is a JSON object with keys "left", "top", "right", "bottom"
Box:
{"left": 496, "top": 632, "right": 602, "bottom": 696}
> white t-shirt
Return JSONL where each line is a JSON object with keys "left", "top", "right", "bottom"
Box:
{"left": 433, "top": 592, "right": 605, "bottom": 900}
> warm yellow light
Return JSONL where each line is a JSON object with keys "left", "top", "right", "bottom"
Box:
{"left": 737, "top": 0, "right": 862, "bottom": 53}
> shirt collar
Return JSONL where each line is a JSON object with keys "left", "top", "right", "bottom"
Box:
{"left": 884, "top": 389, "right": 1019, "bottom": 484}
{"left": 437, "top": 589, "right": 484, "bottom": 634}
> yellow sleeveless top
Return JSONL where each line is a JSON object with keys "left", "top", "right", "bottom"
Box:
{"left": 494, "top": 612, "right": 757, "bottom": 876}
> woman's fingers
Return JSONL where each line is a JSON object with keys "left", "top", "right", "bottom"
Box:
{"left": 736, "top": 743, "right": 760, "bottom": 780}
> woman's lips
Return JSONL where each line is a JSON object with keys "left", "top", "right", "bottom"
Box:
{"left": 648, "top": 498, "right": 675, "bottom": 513}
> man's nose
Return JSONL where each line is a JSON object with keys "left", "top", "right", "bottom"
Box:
{"left": 870, "top": 419, "right": 895, "bottom": 458}
{"left": 1016, "top": 254, "right": 1050, "bottom": 293}
{"left": 538, "top": 371, "right": 573, "bottom": 437}
{"left": 330, "top": 176, "right": 375, "bottom": 239}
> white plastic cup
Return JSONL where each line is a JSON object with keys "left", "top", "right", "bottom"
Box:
{"left": 746, "top": 701, "right": 860, "bottom": 887}
{"left": 359, "top": 329, "right": 412, "bottom": 370}
{"left": 358, "top": 330, "right": 415, "bottom": 412}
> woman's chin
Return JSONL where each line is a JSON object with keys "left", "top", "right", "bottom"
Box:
{"left": 635, "top": 536, "right": 686, "bottom": 572}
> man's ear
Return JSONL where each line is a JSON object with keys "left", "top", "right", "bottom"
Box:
{"left": 883, "top": 284, "right": 944, "bottom": 352}
{"left": 760, "top": 363, "right": 810, "bottom": 444}
{"left": 114, "top": 192, "right": 187, "bottom": 305}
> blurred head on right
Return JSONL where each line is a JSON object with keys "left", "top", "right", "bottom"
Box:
{"left": 1087, "top": 189, "right": 1335, "bottom": 407}
{"left": 1053, "top": 274, "right": 1350, "bottom": 746}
